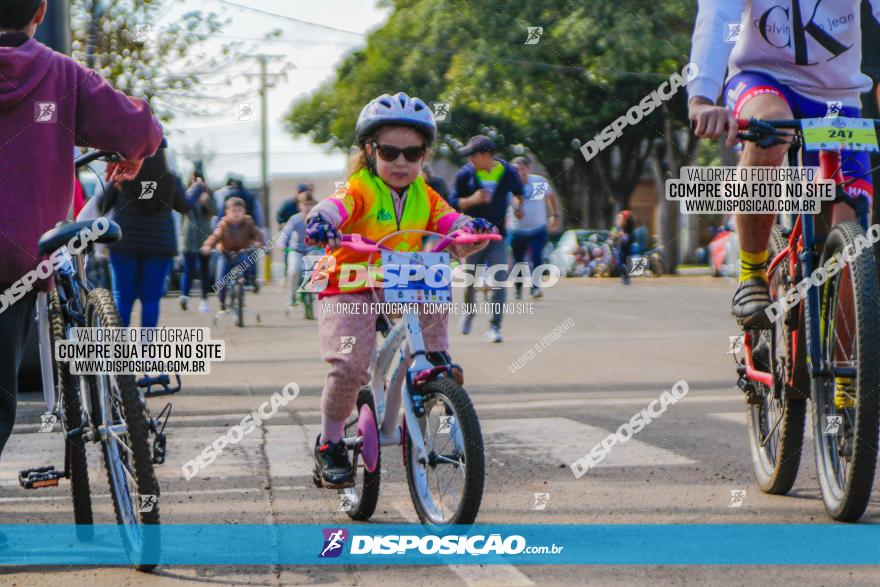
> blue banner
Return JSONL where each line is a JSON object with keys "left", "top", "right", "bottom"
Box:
{"left": 0, "top": 524, "right": 878, "bottom": 565}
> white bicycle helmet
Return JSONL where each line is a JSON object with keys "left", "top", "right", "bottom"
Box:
{"left": 355, "top": 92, "right": 436, "bottom": 145}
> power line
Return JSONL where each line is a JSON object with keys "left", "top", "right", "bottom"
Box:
{"left": 212, "top": 33, "right": 360, "bottom": 47}
{"left": 211, "top": 0, "right": 365, "bottom": 36}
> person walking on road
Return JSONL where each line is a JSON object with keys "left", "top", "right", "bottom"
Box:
{"left": 614, "top": 210, "right": 637, "bottom": 285}
{"left": 179, "top": 175, "right": 216, "bottom": 312}
{"left": 509, "top": 156, "right": 559, "bottom": 299}
{"left": 451, "top": 135, "right": 525, "bottom": 343}
{"left": 98, "top": 151, "right": 196, "bottom": 328}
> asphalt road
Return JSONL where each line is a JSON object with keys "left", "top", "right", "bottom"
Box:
{"left": 2, "top": 275, "right": 879, "bottom": 585}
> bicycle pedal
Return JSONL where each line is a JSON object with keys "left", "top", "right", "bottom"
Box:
{"left": 140, "top": 373, "right": 182, "bottom": 397}
{"left": 18, "top": 465, "right": 65, "bottom": 489}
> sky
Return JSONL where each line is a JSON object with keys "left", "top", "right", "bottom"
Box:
{"left": 155, "top": 0, "right": 390, "bottom": 183}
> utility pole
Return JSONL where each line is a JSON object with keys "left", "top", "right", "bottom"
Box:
{"left": 258, "top": 55, "right": 271, "bottom": 284}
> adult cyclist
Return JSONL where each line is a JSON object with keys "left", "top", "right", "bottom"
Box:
{"left": 688, "top": 0, "right": 880, "bottom": 406}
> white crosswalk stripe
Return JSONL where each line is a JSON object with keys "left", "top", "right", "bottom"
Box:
{"left": 2, "top": 414, "right": 696, "bottom": 491}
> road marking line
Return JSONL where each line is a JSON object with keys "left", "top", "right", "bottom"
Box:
{"left": 483, "top": 417, "right": 694, "bottom": 467}
{"left": 291, "top": 394, "right": 740, "bottom": 418}
{"left": 392, "top": 505, "right": 533, "bottom": 586}
{"left": 0, "top": 484, "right": 307, "bottom": 503}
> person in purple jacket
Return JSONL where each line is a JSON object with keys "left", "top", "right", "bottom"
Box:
{"left": 0, "top": 0, "right": 164, "bottom": 459}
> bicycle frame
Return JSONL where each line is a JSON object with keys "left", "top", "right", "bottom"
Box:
{"left": 47, "top": 246, "right": 118, "bottom": 440}
{"left": 38, "top": 246, "right": 88, "bottom": 409}
{"left": 341, "top": 229, "right": 498, "bottom": 464}
{"left": 742, "top": 132, "right": 873, "bottom": 388}
{"left": 365, "top": 310, "right": 438, "bottom": 464}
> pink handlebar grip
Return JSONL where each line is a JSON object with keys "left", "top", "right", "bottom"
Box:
{"left": 339, "top": 234, "right": 380, "bottom": 253}
{"left": 453, "top": 232, "right": 502, "bottom": 244}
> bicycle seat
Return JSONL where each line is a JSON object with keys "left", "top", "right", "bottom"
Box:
{"left": 37, "top": 218, "right": 121, "bottom": 255}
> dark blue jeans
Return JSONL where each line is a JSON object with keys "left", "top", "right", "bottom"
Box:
{"left": 109, "top": 252, "right": 173, "bottom": 327}
{"left": 181, "top": 251, "right": 212, "bottom": 298}
{"left": 510, "top": 226, "right": 548, "bottom": 295}
{"left": 0, "top": 290, "right": 36, "bottom": 458}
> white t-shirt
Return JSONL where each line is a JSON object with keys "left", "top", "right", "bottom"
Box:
{"left": 688, "top": 0, "right": 880, "bottom": 107}
{"left": 507, "top": 174, "right": 551, "bottom": 233}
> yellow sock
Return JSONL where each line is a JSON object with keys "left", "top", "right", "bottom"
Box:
{"left": 740, "top": 249, "right": 769, "bottom": 283}
{"left": 834, "top": 376, "right": 855, "bottom": 410}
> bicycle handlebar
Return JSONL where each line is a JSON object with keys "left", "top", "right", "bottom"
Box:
{"left": 735, "top": 117, "right": 880, "bottom": 148}
{"left": 737, "top": 117, "right": 880, "bottom": 131}
{"left": 339, "top": 230, "right": 501, "bottom": 254}
{"left": 74, "top": 137, "right": 168, "bottom": 169}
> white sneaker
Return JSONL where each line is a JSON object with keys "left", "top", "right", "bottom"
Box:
{"left": 485, "top": 326, "right": 503, "bottom": 343}
{"left": 460, "top": 315, "right": 473, "bottom": 335}
{"left": 179, "top": 295, "right": 189, "bottom": 311}
{"left": 198, "top": 299, "right": 210, "bottom": 313}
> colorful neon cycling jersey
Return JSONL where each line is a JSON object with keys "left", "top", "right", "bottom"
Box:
{"left": 689, "top": 0, "right": 880, "bottom": 107}
{"left": 307, "top": 168, "right": 464, "bottom": 297}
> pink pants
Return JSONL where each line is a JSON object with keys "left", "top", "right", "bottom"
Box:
{"left": 318, "top": 290, "right": 449, "bottom": 421}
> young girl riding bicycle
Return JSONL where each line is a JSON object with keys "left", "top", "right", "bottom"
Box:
{"left": 305, "top": 92, "right": 494, "bottom": 488}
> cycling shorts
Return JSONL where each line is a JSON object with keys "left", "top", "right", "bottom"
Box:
{"left": 724, "top": 70, "right": 873, "bottom": 201}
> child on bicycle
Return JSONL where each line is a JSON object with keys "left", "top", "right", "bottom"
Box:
{"left": 201, "top": 197, "right": 264, "bottom": 311}
{"left": 281, "top": 192, "right": 316, "bottom": 306}
{"left": 305, "top": 92, "right": 495, "bottom": 488}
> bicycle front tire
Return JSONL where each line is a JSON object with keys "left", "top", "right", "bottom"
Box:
{"left": 812, "top": 221, "right": 880, "bottom": 521}
{"left": 404, "top": 377, "right": 484, "bottom": 526}
{"left": 86, "top": 288, "right": 160, "bottom": 571}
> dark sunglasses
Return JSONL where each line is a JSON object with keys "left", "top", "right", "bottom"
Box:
{"left": 372, "top": 142, "right": 426, "bottom": 163}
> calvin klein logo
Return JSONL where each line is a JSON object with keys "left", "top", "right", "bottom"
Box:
{"left": 755, "top": 1, "right": 852, "bottom": 65}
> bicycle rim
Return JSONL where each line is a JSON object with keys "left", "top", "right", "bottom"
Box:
{"left": 411, "top": 397, "right": 465, "bottom": 523}
{"left": 100, "top": 374, "right": 140, "bottom": 531}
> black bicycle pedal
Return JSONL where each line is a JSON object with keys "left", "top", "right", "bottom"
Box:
{"left": 139, "top": 373, "right": 182, "bottom": 397}
{"left": 19, "top": 466, "right": 65, "bottom": 489}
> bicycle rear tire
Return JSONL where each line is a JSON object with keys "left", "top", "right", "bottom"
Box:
{"left": 48, "top": 289, "right": 93, "bottom": 530}
{"left": 341, "top": 388, "right": 381, "bottom": 521}
{"left": 746, "top": 225, "right": 806, "bottom": 494}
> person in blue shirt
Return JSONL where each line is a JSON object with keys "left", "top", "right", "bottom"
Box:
{"left": 451, "top": 135, "right": 524, "bottom": 343}
{"left": 280, "top": 192, "right": 316, "bottom": 306}
{"left": 277, "top": 182, "right": 309, "bottom": 226}
{"left": 509, "top": 156, "right": 560, "bottom": 299}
